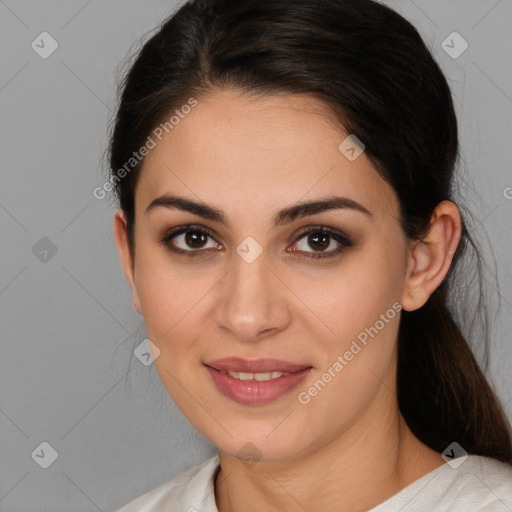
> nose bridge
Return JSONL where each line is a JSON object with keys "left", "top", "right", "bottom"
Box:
{"left": 215, "top": 247, "right": 289, "bottom": 341}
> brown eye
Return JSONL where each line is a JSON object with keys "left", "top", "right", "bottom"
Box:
{"left": 289, "top": 226, "right": 353, "bottom": 259}
{"left": 159, "top": 225, "right": 221, "bottom": 255}
{"left": 184, "top": 231, "right": 209, "bottom": 249}
{"left": 307, "top": 232, "right": 330, "bottom": 251}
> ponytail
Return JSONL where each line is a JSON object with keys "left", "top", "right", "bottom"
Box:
{"left": 398, "top": 281, "right": 512, "bottom": 464}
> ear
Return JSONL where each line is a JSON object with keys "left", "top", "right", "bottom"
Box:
{"left": 401, "top": 200, "right": 462, "bottom": 312}
{"left": 113, "top": 209, "right": 142, "bottom": 315}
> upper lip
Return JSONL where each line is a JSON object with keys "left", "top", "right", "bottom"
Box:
{"left": 204, "top": 357, "right": 312, "bottom": 373}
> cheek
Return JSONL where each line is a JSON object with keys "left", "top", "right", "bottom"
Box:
{"left": 295, "top": 289, "right": 402, "bottom": 438}
{"left": 290, "top": 246, "right": 405, "bottom": 413}
{"left": 292, "top": 247, "right": 405, "bottom": 344}
{"left": 133, "top": 247, "right": 215, "bottom": 341}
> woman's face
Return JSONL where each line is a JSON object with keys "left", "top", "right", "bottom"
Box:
{"left": 116, "top": 89, "right": 414, "bottom": 463}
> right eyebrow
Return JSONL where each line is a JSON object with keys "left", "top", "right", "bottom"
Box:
{"left": 146, "top": 195, "right": 228, "bottom": 224}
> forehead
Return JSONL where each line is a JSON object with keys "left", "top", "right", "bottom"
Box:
{"left": 135, "top": 89, "right": 398, "bottom": 220}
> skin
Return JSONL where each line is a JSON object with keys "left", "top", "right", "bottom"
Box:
{"left": 113, "top": 88, "right": 462, "bottom": 512}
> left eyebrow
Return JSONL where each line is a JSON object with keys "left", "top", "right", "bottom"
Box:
{"left": 274, "top": 196, "right": 373, "bottom": 225}
{"left": 145, "top": 194, "right": 373, "bottom": 226}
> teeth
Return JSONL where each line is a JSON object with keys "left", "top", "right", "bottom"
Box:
{"left": 221, "top": 370, "right": 291, "bottom": 381}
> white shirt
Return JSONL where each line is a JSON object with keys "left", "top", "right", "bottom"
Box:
{"left": 115, "top": 453, "right": 512, "bottom": 511}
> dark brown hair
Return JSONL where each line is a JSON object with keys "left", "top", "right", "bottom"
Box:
{"left": 107, "top": 0, "right": 512, "bottom": 463}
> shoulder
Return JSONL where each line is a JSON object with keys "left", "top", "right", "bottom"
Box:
{"left": 114, "top": 454, "right": 220, "bottom": 512}
{"left": 370, "top": 455, "right": 512, "bottom": 512}
{"left": 446, "top": 455, "right": 512, "bottom": 509}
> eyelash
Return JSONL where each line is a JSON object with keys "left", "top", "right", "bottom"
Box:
{"left": 157, "top": 224, "right": 353, "bottom": 260}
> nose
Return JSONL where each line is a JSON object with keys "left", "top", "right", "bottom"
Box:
{"left": 214, "top": 251, "right": 291, "bottom": 343}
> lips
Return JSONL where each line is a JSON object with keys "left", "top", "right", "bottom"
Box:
{"left": 204, "top": 357, "right": 311, "bottom": 373}
{"left": 204, "top": 357, "right": 313, "bottom": 405}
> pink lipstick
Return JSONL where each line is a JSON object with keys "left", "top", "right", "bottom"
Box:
{"left": 204, "top": 357, "right": 312, "bottom": 405}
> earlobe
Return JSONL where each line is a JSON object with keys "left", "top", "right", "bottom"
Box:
{"left": 113, "top": 210, "right": 142, "bottom": 315}
{"left": 401, "top": 201, "right": 461, "bottom": 312}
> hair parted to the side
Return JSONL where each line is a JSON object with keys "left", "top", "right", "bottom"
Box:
{"left": 107, "top": 0, "right": 512, "bottom": 463}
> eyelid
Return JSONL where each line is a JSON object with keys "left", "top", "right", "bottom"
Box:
{"left": 287, "top": 225, "right": 353, "bottom": 259}
{"left": 291, "top": 224, "right": 353, "bottom": 246}
{"left": 157, "top": 224, "right": 222, "bottom": 256}
{"left": 158, "top": 223, "right": 353, "bottom": 258}
{"left": 159, "top": 223, "right": 218, "bottom": 241}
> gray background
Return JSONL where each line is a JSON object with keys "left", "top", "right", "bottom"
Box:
{"left": 1, "top": 0, "right": 511, "bottom": 510}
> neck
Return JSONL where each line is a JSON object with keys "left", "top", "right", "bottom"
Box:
{"left": 214, "top": 377, "right": 443, "bottom": 512}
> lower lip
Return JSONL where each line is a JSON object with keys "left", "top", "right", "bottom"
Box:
{"left": 204, "top": 366, "right": 312, "bottom": 405}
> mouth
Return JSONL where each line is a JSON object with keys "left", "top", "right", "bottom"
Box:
{"left": 217, "top": 369, "right": 293, "bottom": 381}
{"left": 203, "top": 358, "right": 313, "bottom": 405}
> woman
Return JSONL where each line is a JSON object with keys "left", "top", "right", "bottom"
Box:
{"left": 109, "top": 0, "right": 512, "bottom": 510}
